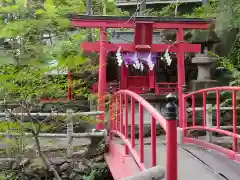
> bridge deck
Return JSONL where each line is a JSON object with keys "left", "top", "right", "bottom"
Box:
{"left": 116, "top": 136, "right": 240, "bottom": 180}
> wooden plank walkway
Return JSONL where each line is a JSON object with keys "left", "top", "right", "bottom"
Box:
{"left": 115, "top": 136, "right": 240, "bottom": 180}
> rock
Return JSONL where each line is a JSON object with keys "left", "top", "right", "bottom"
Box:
{"left": 29, "top": 156, "right": 45, "bottom": 167}
{"left": 61, "top": 172, "right": 68, "bottom": 178}
{"left": 20, "top": 158, "right": 29, "bottom": 166}
{"left": 85, "top": 136, "right": 104, "bottom": 158}
{"left": 93, "top": 162, "right": 106, "bottom": 169}
{"left": 60, "top": 162, "right": 69, "bottom": 172}
{"left": 71, "top": 174, "right": 84, "bottom": 180}
{"left": 93, "top": 155, "right": 104, "bottom": 162}
{"left": 0, "top": 158, "right": 14, "bottom": 169}
{"left": 69, "top": 172, "right": 77, "bottom": 179}
{"left": 24, "top": 147, "right": 37, "bottom": 159}
{"left": 50, "top": 157, "right": 67, "bottom": 165}
{"left": 71, "top": 162, "right": 79, "bottom": 169}
{"left": 75, "top": 162, "right": 90, "bottom": 174}
{"left": 72, "top": 149, "right": 87, "bottom": 158}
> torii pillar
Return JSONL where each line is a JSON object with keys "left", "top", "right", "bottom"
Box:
{"left": 97, "top": 28, "right": 107, "bottom": 130}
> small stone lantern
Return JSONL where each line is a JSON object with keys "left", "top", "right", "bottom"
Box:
{"left": 191, "top": 47, "right": 219, "bottom": 90}
{"left": 189, "top": 29, "right": 220, "bottom": 90}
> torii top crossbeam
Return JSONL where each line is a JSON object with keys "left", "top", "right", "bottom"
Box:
{"left": 69, "top": 15, "right": 211, "bottom": 29}
{"left": 69, "top": 15, "right": 212, "bottom": 130}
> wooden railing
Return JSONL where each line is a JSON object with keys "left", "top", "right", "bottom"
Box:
{"left": 109, "top": 90, "right": 178, "bottom": 180}
{"left": 182, "top": 86, "right": 240, "bottom": 162}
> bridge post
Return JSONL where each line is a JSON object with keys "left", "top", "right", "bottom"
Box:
{"left": 67, "top": 109, "right": 74, "bottom": 158}
{"left": 206, "top": 104, "right": 213, "bottom": 142}
{"left": 165, "top": 94, "right": 178, "bottom": 180}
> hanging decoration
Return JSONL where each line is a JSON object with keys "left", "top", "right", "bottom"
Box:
{"left": 116, "top": 51, "right": 157, "bottom": 71}
{"left": 163, "top": 49, "right": 172, "bottom": 66}
{"left": 116, "top": 47, "right": 123, "bottom": 66}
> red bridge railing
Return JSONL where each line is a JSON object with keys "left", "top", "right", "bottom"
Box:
{"left": 109, "top": 90, "right": 177, "bottom": 180}
{"left": 182, "top": 86, "right": 240, "bottom": 162}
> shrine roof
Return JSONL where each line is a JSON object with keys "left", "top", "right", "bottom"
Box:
{"left": 68, "top": 15, "right": 212, "bottom": 23}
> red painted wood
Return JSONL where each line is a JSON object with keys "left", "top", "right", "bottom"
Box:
{"left": 134, "top": 22, "right": 153, "bottom": 49}
{"left": 120, "top": 65, "right": 128, "bottom": 89}
{"left": 124, "top": 94, "right": 129, "bottom": 155}
{"left": 149, "top": 68, "right": 155, "bottom": 89}
{"left": 166, "top": 120, "right": 177, "bottom": 180}
{"left": 232, "top": 90, "right": 238, "bottom": 152}
{"left": 191, "top": 95, "right": 196, "bottom": 126}
{"left": 176, "top": 28, "right": 185, "bottom": 128}
{"left": 131, "top": 97, "right": 135, "bottom": 149}
{"left": 127, "top": 76, "right": 149, "bottom": 92}
{"left": 151, "top": 116, "right": 156, "bottom": 167}
{"left": 155, "top": 82, "right": 178, "bottom": 95}
{"left": 109, "top": 90, "right": 177, "bottom": 180}
{"left": 183, "top": 86, "right": 240, "bottom": 163}
{"left": 71, "top": 19, "right": 209, "bottom": 29}
{"left": 116, "top": 96, "right": 119, "bottom": 131}
{"left": 120, "top": 94, "right": 123, "bottom": 133}
{"left": 96, "top": 28, "right": 107, "bottom": 130}
{"left": 81, "top": 42, "right": 201, "bottom": 52}
{"left": 104, "top": 141, "right": 142, "bottom": 179}
{"left": 139, "top": 104, "right": 144, "bottom": 163}
{"left": 109, "top": 100, "right": 113, "bottom": 140}
{"left": 216, "top": 90, "right": 220, "bottom": 128}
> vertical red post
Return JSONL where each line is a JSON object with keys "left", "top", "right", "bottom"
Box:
{"left": 120, "top": 65, "right": 128, "bottom": 89}
{"left": 192, "top": 95, "right": 196, "bottom": 126}
{"left": 116, "top": 96, "right": 119, "bottom": 131}
{"left": 67, "top": 71, "right": 72, "bottom": 100}
{"left": 166, "top": 120, "right": 177, "bottom": 180}
{"left": 149, "top": 67, "right": 155, "bottom": 89}
{"left": 232, "top": 90, "right": 238, "bottom": 152}
{"left": 125, "top": 94, "right": 129, "bottom": 154}
{"left": 176, "top": 28, "right": 185, "bottom": 128}
{"left": 151, "top": 116, "right": 156, "bottom": 167}
{"left": 165, "top": 94, "right": 178, "bottom": 180}
{"left": 139, "top": 104, "right": 144, "bottom": 163}
{"left": 120, "top": 94, "right": 123, "bottom": 133}
{"left": 216, "top": 90, "right": 220, "bottom": 128}
{"left": 131, "top": 97, "right": 135, "bottom": 148}
{"left": 109, "top": 100, "right": 113, "bottom": 140}
{"left": 96, "top": 28, "right": 107, "bottom": 130}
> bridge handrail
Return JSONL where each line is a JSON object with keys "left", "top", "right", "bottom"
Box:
{"left": 114, "top": 90, "right": 167, "bottom": 130}
{"left": 184, "top": 86, "right": 240, "bottom": 97}
{"left": 109, "top": 90, "right": 177, "bottom": 180}
{"left": 182, "top": 86, "right": 240, "bottom": 161}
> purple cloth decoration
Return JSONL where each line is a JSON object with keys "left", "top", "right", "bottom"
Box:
{"left": 122, "top": 52, "right": 138, "bottom": 65}
{"left": 122, "top": 52, "right": 157, "bottom": 65}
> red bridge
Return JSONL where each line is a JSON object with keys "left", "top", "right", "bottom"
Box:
{"left": 68, "top": 15, "right": 240, "bottom": 180}
{"left": 105, "top": 87, "right": 240, "bottom": 180}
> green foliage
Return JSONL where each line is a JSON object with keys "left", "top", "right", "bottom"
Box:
{"left": 146, "top": 4, "right": 180, "bottom": 16}
{"left": 0, "top": 121, "right": 54, "bottom": 133}
{"left": 83, "top": 166, "right": 109, "bottom": 180}
{"left": 0, "top": 0, "right": 85, "bottom": 64}
{"left": 184, "top": 0, "right": 217, "bottom": 18}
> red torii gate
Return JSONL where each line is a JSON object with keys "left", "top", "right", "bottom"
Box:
{"left": 69, "top": 15, "right": 211, "bottom": 130}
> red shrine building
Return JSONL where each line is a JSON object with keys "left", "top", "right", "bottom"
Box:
{"left": 68, "top": 15, "right": 211, "bottom": 129}
{"left": 69, "top": 15, "right": 210, "bottom": 95}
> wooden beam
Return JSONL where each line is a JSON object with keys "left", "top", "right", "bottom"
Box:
{"left": 71, "top": 20, "right": 209, "bottom": 29}
{"left": 81, "top": 41, "right": 201, "bottom": 53}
